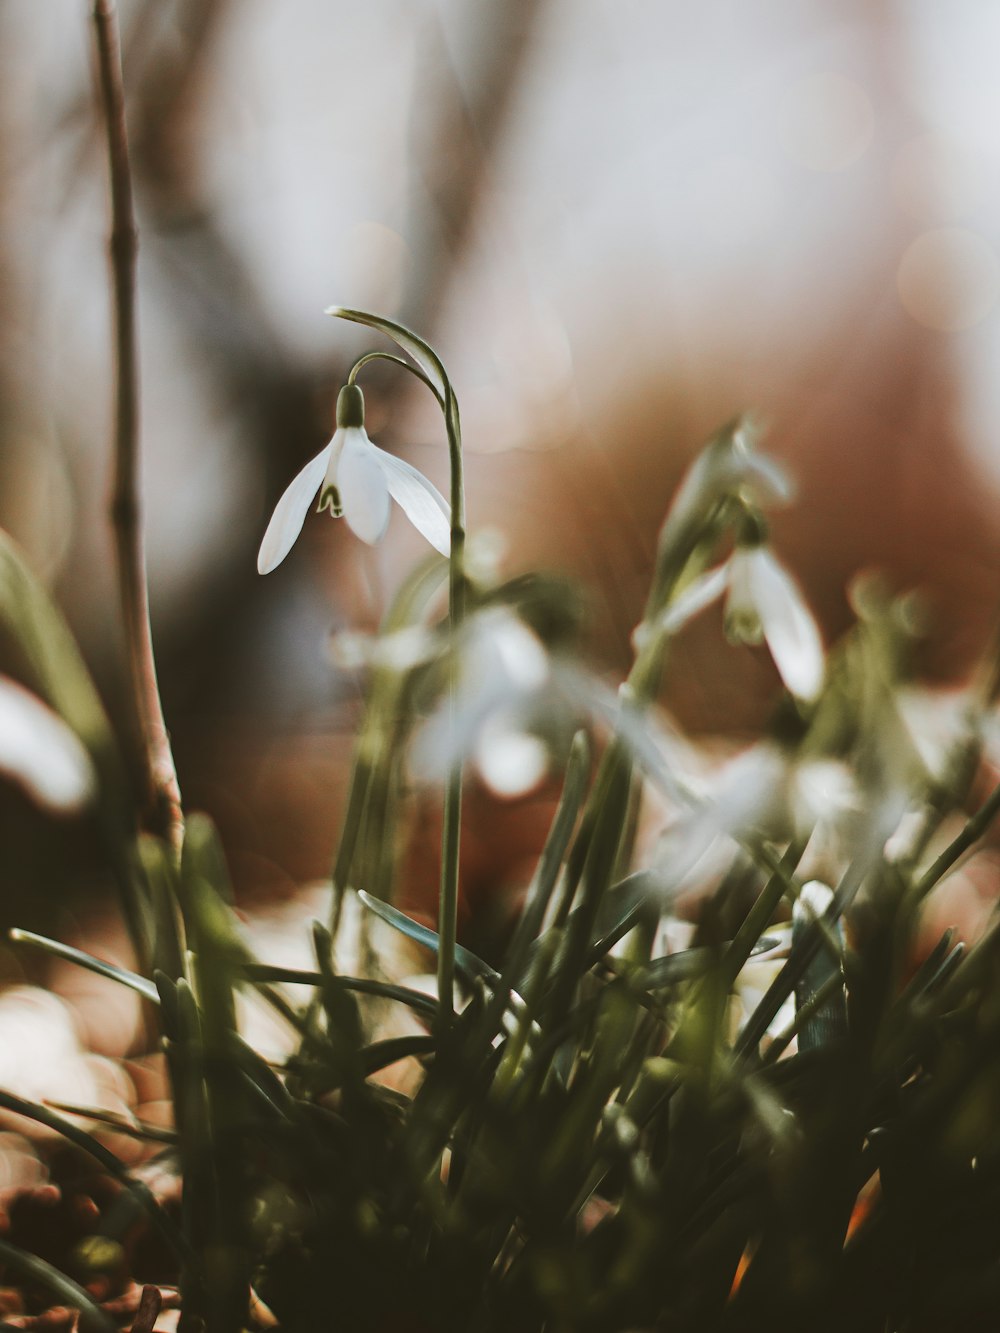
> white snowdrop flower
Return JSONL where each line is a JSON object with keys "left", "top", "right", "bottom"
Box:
{"left": 412, "top": 607, "right": 552, "bottom": 797}
{"left": 643, "top": 538, "right": 824, "bottom": 702}
{"left": 655, "top": 745, "right": 858, "bottom": 896}
{"left": 725, "top": 540, "right": 824, "bottom": 702}
{"left": 0, "top": 678, "right": 94, "bottom": 814}
{"left": 257, "top": 383, "right": 451, "bottom": 574}
{"left": 329, "top": 625, "right": 436, "bottom": 674}
{"left": 664, "top": 420, "right": 791, "bottom": 537}
{"left": 659, "top": 743, "right": 791, "bottom": 889}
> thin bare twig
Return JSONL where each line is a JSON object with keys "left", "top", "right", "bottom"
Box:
{"left": 91, "top": 0, "right": 183, "bottom": 851}
{"left": 130, "top": 1286, "right": 163, "bottom": 1333}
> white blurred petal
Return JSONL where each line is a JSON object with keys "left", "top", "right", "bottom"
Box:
{"left": 372, "top": 446, "right": 451, "bottom": 556}
{"left": 257, "top": 442, "right": 333, "bottom": 574}
{"left": 725, "top": 548, "right": 764, "bottom": 643}
{"left": 0, "top": 679, "right": 94, "bottom": 812}
{"left": 329, "top": 625, "right": 436, "bottom": 673}
{"left": 656, "top": 563, "right": 730, "bottom": 637}
{"left": 411, "top": 609, "right": 552, "bottom": 784}
{"left": 748, "top": 548, "right": 824, "bottom": 700}
{"left": 338, "top": 428, "right": 391, "bottom": 544}
{"left": 792, "top": 760, "right": 860, "bottom": 835}
{"left": 665, "top": 427, "right": 791, "bottom": 536}
{"left": 702, "top": 742, "right": 790, "bottom": 840}
{"left": 474, "top": 713, "right": 548, "bottom": 797}
{"left": 793, "top": 879, "right": 834, "bottom": 925}
{"left": 896, "top": 686, "right": 972, "bottom": 780}
{"left": 724, "top": 447, "right": 792, "bottom": 507}
{"left": 655, "top": 743, "right": 790, "bottom": 889}
{"left": 474, "top": 609, "right": 549, "bottom": 692}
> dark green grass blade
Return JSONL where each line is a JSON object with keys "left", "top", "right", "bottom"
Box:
{"left": 9, "top": 928, "right": 159, "bottom": 1003}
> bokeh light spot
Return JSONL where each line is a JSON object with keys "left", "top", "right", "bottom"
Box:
{"left": 897, "top": 227, "right": 1000, "bottom": 331}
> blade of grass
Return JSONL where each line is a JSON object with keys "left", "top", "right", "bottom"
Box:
{"left": 0, "top": 1236, "right": 118, "bottom": 1333}
{"left": 9, "top": 928, "right": 159, "bottom": 1003}
{"left": 0, "top": 1089, "right": 188, "bottom": 1260}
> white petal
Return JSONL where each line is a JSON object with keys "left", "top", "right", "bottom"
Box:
{"left": 469, "top": 608, "right": 548, "bottom": 693}
{"left": 749, "top": 549, "right": 825, "bottom": 700}
{"left": 793, "top": 880, "right": 834, "bottom": 927}
{"left": 655, "top": 564, "right": 729, "bottom": 636}
{"left": 723, "top": 446, "right": 793, "bottom": 508}
{"left": 474, "top": 713, "right": 548, "bottom": 798}
{"left": 337, "top": 428, "right": 391, "bottom": 544}
{"left": 372, "top": 446, "right": 451, "bottom": 556}
{"left": 724, "top": 549, "right": 764, "bottom": 644}
{"left": 257, "top": 443, "right": 333, "bottom": 574}
{"left": 0, "top": 678, "right": 94, "bottom": 813}
{"left": 663, "top": 426, "right": 790, "bottom": 538}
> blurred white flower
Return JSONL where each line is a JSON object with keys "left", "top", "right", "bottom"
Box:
{"left": 412, "top": 607, "right": 552, "bottom": 797}
{"left": 472, "top": 713, "right": 550, "bottom": 798}
{"left": 644, "top": 541, "right": 824, "bottom": 702}
{"left": 655, "top": 744, "right": 860, "bottom": 893}
{"left": 329, "top": 625, "right": 436, "bottom": 674}
{"left": 663, "top": 421, "right": 791, "bottom": 539}
{"left": 0, "top": 678, "right": 94, "bottom": 814}
{"left": 257, "top": 384, "right": 450, "bottom": 574}
{"left": 895, "top": 685, "right": 975, "bottom": 782}
{"left": 725, "top": 543, "right": 824, "bottom": 701}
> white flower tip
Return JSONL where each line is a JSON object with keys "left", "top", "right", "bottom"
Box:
{"left": 0, "top": 679, "right": 96, "bottom": 815}
{"left": 793, "top": 880, "right": 834, "bottom": 926}
{"left": 257, "top": 444, "right": 333, "bottom": 575}
{"left": 324, "top": 305, "right": 348, "bottom": 318}
{"left": 475, "top": 724, "right": 548, "bottom": 798}
{"left": 256, "top": 543, "right": 279, "bottom": 576}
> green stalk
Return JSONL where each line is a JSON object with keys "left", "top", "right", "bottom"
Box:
{"left": 438, "top": 384, "right": 466, "bottom": 1024}
{"left": 329, "top": 309, "right": 467, "bottom": 1024}
{"left": 911, "top": 776, "right": 1000, "bottom": 903}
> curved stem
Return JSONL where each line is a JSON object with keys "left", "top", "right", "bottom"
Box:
{"left": 92, "top": 0, "right": 183, "bottom": 853}
{"left": 329, "top": 308, "right": 467, "bottom": 1023}
{"left": 438, "top": 377, "right": 466, "bottom": 1023}
{"left": 348, "top": 350, "right": 445, "bottom": 410}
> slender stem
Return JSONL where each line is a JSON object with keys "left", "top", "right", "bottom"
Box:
{"left": 348, "top": 350, "right": 445, "bottom": 410}
{"left": 341, "top": 328, "right": 466, "bottom": 1023}
{"left": 912, "top": 777, "right": 1000, "bottom": 903}
{"left": 438, "top": 381, "right": 466, "bottom": 1023}
{"left": 91, "top": 0, "right": 182, "bottom": 852}
{"left": 0, "top": 1236, "right": 117, "bottom": 1333}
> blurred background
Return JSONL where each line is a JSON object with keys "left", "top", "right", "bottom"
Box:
{"left": 2, "top": 0, "right": 1000, "bottom": 947}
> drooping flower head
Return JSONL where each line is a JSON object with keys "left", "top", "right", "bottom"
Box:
{"left": 257, "top": 383, "right": 451, "bottom": 574}
{"left": 641, "top": 510, "right": 825, "bottom": 702}
{"left": 723, "top": 514, "right": 824, "bottom": 703}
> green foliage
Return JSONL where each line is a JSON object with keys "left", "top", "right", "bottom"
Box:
{"left": 6, "top": 345, "right": 1000, "bottom": 1333}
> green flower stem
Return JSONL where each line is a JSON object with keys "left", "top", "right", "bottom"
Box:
{"left": 327, "top": 517, "right": 446, "bottom": 936}
{"left": 329, "top": 310, "right": 466, "bottom": 1025}
{"left": 720, "top": 839, "right": 804, "bottom": 989}
{"left": 912, "top": 775, "right": 1000, "bottom": 903}
{"left": 551, "top": 506, "right": 730, "bottom": 974}
{"left": 347, "top": 350, "right": 445, "bottom": 410}
{"left": 439, "top": 385, "right": 466, "bottom": 1024}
